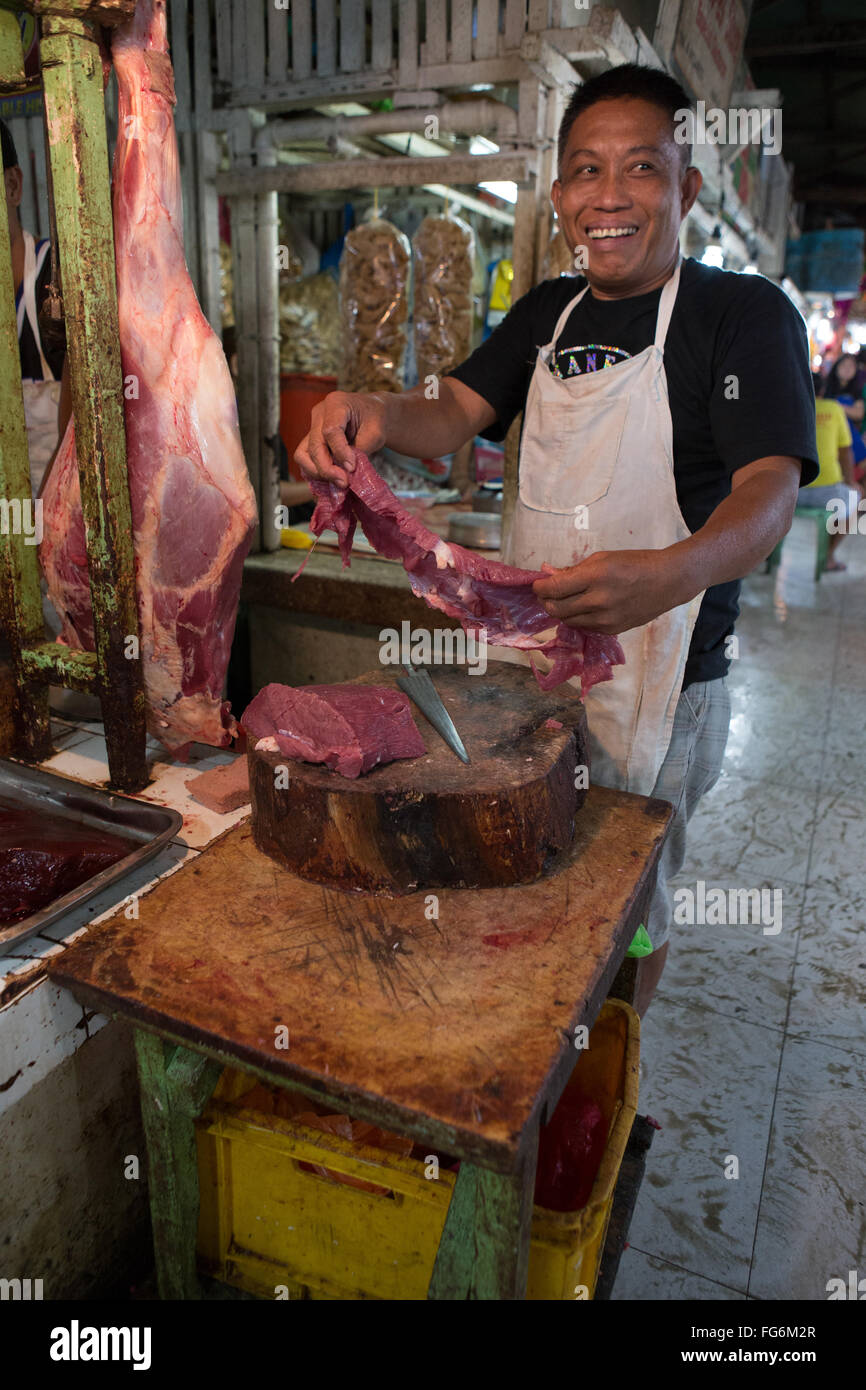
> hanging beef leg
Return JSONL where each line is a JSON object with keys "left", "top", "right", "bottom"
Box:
{"left": 40, "top": 0, "right": 257, "bottom": 753}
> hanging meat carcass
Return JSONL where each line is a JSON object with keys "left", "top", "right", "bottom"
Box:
{"left": 40, "top": 0, "right": 257, "bottom": 752}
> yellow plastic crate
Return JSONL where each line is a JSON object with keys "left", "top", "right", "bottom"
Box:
{"left": 196, "top": 998, "right": 639, "bottom": 1300}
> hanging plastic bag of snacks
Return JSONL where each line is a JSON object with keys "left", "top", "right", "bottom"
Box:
{"left": 338, "top": 215, "right": 410, "bottom": 393}
{"left": 413, "top": 211, "right": 475, "bottom": 389}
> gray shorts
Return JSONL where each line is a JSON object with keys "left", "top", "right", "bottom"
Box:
{"left": 644, "top": 678, "right": 731, "bottom": 952}
{"left": 796, "top": 483, "right": 859, "bottom": 520}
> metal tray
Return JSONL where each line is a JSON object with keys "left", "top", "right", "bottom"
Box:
{"left": 0, "top": 758, "right": 183, "bottom": 955}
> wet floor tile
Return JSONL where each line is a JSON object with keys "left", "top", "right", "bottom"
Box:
{"left": 657, "top": 877, "right": 804, "bottom": 1031}
{"left": 787, "top": 877, "right": 866, "bottom": 1056}
{"left": 680, "top": 772, "right": 819, "bottom": 886}
{"left": 733, "top": 625, "right": 838, "bottom": 687}
{"left": 832, "top": 623, "right": 866, "bottom": 686}
{"left": 772, "top": 573, "right": 847, "bottom": 615}
{"left": 805, "top": 792, "right": 864, "bottom": 883}
{"left": 813, "top": 749, "right": 866, "bottom": 800}
{"left": 611, "top": 1246, "right": 746, "bottom": 1300}
{"left": 629, "top": 1001, "right": 783, "bottom": 1290}
{"left": 727, "top": 669, "right": 831, "bottom": 725}
{"left": 824, "top": 701, "right": 866, "bottom": 756}
{"left": 748, "top": 1036, "right": 866, "bottom": 1300}
{"left": 723, "top": 703, "right": 826, "bottom": 788}
{"left": 49, "top": 720, "right": 95, "bottom": 753}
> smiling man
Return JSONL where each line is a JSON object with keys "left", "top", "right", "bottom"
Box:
{"left": 296, "top": 64, "right": 818, "bottom": 1014}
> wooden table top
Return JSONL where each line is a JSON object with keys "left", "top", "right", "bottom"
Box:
{"left": 50, "top": 785, "right": 671, "bottom": 1171}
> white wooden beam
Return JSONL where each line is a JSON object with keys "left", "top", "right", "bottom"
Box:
{"left": 255, "top": 145, "right": 280, "bottom": 554}
{"left": 371, "top": 0, "right": 393, "bottom": 70}
{"left": 316, "top": 0, "right": 337, "bottom": 76}
{"left": 504, "top": 0, "right": 527, "bottom": 51}
{"left": 653, "top": 0, "right": 682, "bottom": 68}
{"left": 475, "top": 0, "right": 500, "bottom": 60}
{"left": 216, "top": 150, "right": 537, "bottom": 195}
{"left": 520, "top": 32, "right": 581, "bottom": 89}
{"left": 267, "top": 0, "right": 289, "bottom": 83}
{"left": 451, "top": 0, "right": 472, "bottom": 62}
{"left": 340, "top": 0, "right": 365, "bottom": 72}
{"left": 539, "top": 26, "right": 607, "bottom": 61}
{"left": 228, "top": 115, "right": 262, "bottom": 553}
{"left": 398, "top": 0, "right": 418, "bottom": 86}
{"left": 419, "top": 55, "right": 524, "bottom": 86}
{"left": 292, "top": 0, "right": 313, "bottom": 80}
{"left": 588, "top": 5, "right": 639, "bottom": 65}
{"left": 423, "top": 0, "right": 447, "bottom": 65}
{"left": 226, "top": 69, "right": 398, "bottom": 110}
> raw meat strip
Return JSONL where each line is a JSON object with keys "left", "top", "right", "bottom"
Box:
{"left": 184, "top": 757, "right": 250, "bottom": 814}
{"left": 241, "top": 683, "right": 426, "bottom": 779}
{"left": 0, "top": 805, "right": 133, "bottom": 925}
{"left": 40, "top": 0, "right": 257, "bottom": 752}
{"left": 534, "top": 1088, "right": 607, "bottom": 1212}
{"left": 301, "top": 452, "right": 625, "bottom": 695}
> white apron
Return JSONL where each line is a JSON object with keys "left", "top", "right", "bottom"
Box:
{"left": 17, "top": 230, "right": 62, "bottom": 495}
{"left": 501, "top": 261, "right": 704, "bottom": 795}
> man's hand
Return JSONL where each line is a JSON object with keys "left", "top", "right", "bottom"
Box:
{"left": 533, "top": 549, "right": 691, "bottom": 634}
{"left": 294, "top": 377, "right": 497, "bottom": 488}
{"left": 295, "top": 391, "right": 388, "bottom": 488}
{"left": 533, "top": 457, "right": 803, "bottom": 634}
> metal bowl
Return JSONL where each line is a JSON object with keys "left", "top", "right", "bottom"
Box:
{"left": 447, "top": 512, "right": 502, "bottom": 549}
{"left": 471, "top": 486, "right": 503, "bottom": 514}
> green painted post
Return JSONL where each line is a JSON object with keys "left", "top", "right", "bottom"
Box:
{"left": 20, "top": 643, "right": 98, "bottom": 691}
{"left": 0, "top": 9, "right": 25, "bottom": 86}
{"left": 0, "top": 25, "right": 52, "bottom": 762}
{"left": 134, "top": 1030, "right": 221, "bottom": 1300}
{"left": 39, "top": 12, "right": 148, "bottom": 791}
{"left": 428, "top": 1124, "right": 540, "bottom": 1300}
{"left": 814, "top": 513, "right": 829, "bottom": 581}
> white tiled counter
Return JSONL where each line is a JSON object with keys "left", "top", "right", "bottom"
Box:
{"left": 0, "top": 716, "right": 250, "bottom": 1298}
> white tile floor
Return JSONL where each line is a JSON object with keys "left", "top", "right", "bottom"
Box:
{"left": 613, "top": 516, "right": 866, "bottom": 1301}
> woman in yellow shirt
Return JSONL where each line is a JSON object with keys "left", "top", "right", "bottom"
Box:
{"left": 798, "top": 397, "right": 860, "bottom": 570}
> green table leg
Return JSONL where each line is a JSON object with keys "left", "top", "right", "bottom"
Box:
{"left": 427, "top": 1121, "right": 539, "bottom": 1300}
{"left": 765, "top": 538, "right": 784, "bottom": 575}
{"left": 134, "top": 1031, "right": 221, "bottom": 1300}
{"left": 815, "top": 516, "right": 829, "bottom": 581}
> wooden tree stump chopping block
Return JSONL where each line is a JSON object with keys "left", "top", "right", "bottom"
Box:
{"left": 246, "top": 666, "right": 590, "bottom": 895}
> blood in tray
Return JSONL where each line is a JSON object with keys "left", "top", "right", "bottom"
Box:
{"left": 0, "top": 804, "right": 133, "bottom": 924}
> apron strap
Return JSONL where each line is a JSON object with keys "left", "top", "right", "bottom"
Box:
{"left": 15, "top": 228, "right": 33, "bottom": 339}
{"left": 549, "top": 281, "right": 590, "bottom": 351}
{"left": 19, "top": 232, "right": 55, "bottom": 383}
{"left": 653, "top": 257, "right": 682, "bottom": 351}
{"left": 548, "top": 257, "right": 683, "bottom": 356}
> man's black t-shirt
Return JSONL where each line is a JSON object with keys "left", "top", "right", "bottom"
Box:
{"left": 448, "top": 257, "right": 819, "bottom": 689}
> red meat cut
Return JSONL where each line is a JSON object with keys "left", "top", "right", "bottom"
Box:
{"left": 300, "top": 452, "right": 625, "bottom": 695}
{"left": 534, "top": 1089, "right": 608, "bottom": 1212}
{"left": 39, "top": 0, "right": 257, "bottom": 753}
{"left": 241, "top": 683, "right": 426, "bottom": 779}
{"left": 0, "top": 805, "right": 133, "bottom": 925}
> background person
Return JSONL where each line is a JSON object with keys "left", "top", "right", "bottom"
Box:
{"left": 820, "top": 350, "right": 866, "bottom": 478}
{"left": 821, "top": 352, "right": 865, "bottom": 427}
{"left": 2, "top": 117, "right": 69, "bottom": 497}
{"left": 798, "top": 395, "right": 860, "bottom": 570}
